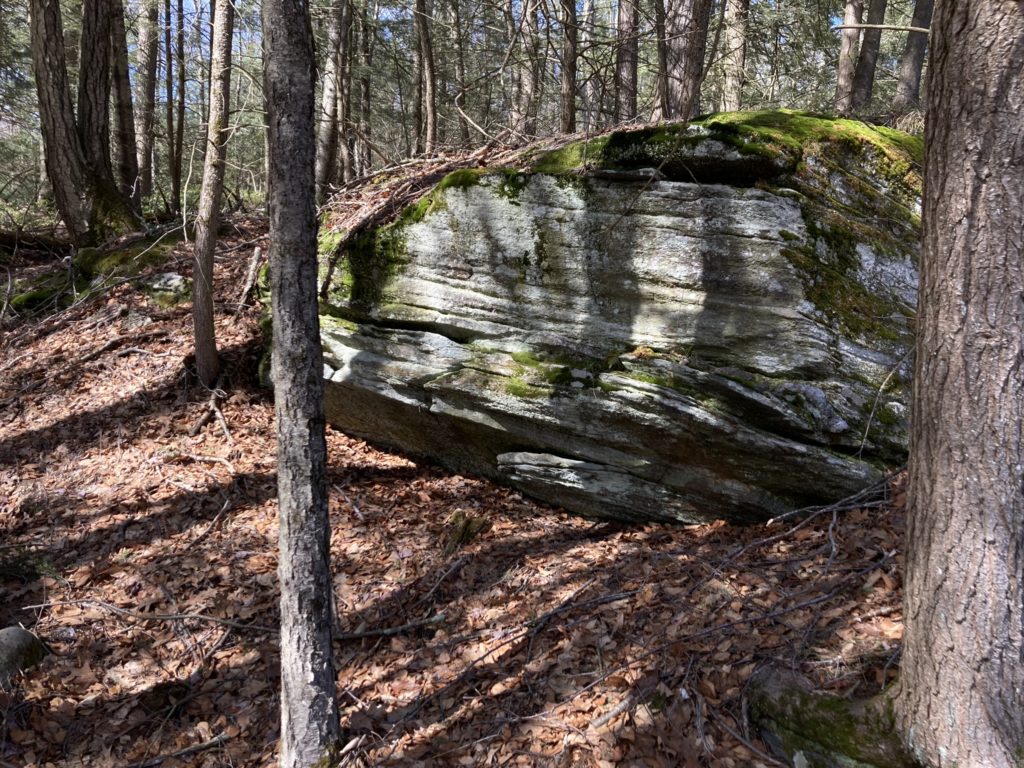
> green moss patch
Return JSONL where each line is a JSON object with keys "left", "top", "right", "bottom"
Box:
{"left": 74, "top": 231, "right": 183, "bottom": 279}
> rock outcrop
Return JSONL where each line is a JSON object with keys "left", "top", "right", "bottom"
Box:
{"left": 317, "top": 111, "right": 921, "bottom": 523}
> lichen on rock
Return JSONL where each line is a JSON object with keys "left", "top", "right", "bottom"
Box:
{"left": 317, "top": 111, "right": 921, "bottom": 524}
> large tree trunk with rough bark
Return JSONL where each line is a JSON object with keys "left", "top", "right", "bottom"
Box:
{"left": 850, "top": 0, "right": 887, "bottom": 110}
{"left": 892, "top": 0, "right": 933, "bottom": 114}
{"left": 263, "top": 0, "right": 342, "bottom": 765}
{"left": 135, "top": 0, "right": 159, "bottom": 199}
{"left": 897, "top": 1, "right": 1024, "bottom": 766}
{"left": 191, "top": 0, "right": 233, "bottom": 388}
{"left": 661, "top": 0, "right": 712, "bottom": 119}
{"left": 30, "top": 0, "right": 136, "bottom": 244}
{"left": 77, "top": 0, "right": 114, "bottom": 183}
{"left": 719, "top": 0, "right": 748, "bottom": 112}
{"left": 614, "top": 0, "right": 638, "bottom": 122}
{"left": 835, "top": 0, "right": 863, "bottom": 114}
{"left": 109, "top": 0, "right": 140, "bottom": 210}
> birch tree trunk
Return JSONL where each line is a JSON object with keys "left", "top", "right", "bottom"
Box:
{"left": 897, "top": 1, "right": 1024, "bottom": 765}
{"left": 263, "top": 0, "right": 342, "bottom": 764}
{"left": 191, "top": 0, "right": 234, "bottom": 388}
{"left": 892, "top": 0, "right": 933, "bottom": 113}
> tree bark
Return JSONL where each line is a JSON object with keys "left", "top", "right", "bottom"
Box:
{"left": 651, "top": 0, "right": 669, "bottom": 120}
{"left": 164, "top": 0, "right": 178, "bottom": 212}
{"left": 661, "top": 0, "right": 712, "bottom": 120}
{"left": 614, "top": 0, "right": 638, "bottom": 122}
{"left": 451, "top": 0, "right": 471, "bottom": 143}
{"left": 850, "top": 0, "right": 887, "bottom": 110}
{"left": 30, "top": 0, "right": 136, "bottom": 245}
{"left": 135, "top": 0, "right": 158, "bottom": 199}
{"left": 263, "top": 0, "right": 342, "bottom": 765}
{"left": 580, "top": 0, "right": 599, "bottom": 130}
{"left": 558, "top": 0, "right": 577, "bottom": 134}
{"left": 191, "top": 0, "right": 234, "bottom": 388}
{"left": 892, "top": 0, "right": 933, "bottom": 114}
{"left": 897, "top": 2, "right": 1024, "bottom": 766}
{"left": 109, "top": 0, "right": 140, "bottom": 210}
{"left": 77, "top": 0, "right": 114, "bottom": 183}
{"left": 174, "top": 0, "right": 185, "bottom": 207}
{"left": 413, "top": 0, "right": 437, "bottom": 153}
{"left": 315, "top": 0, "right": 350, "bottom": 203}
{"left": 719, "top": 0, "right": 748, "bottom": 111}
{"left": 511, "top": 0, "right": 540, "bottom": 136}
{"left": 835, "top": 0, "right": 863, "bottom": 114}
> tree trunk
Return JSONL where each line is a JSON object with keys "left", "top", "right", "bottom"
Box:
{"left": 651, "top": 0, "right": 669, "bottom": 120}
{"left": 29, "top": 0, "right": 94, "bottom": 243}
{"left": 164, "top": 0, "right": 177, "bottom": 212}
{"left": 77, "top": 0, "right": 114, "bottom": 182}
{"left": 892, "top": 0, "right": 933, "bottom": 114}
{"left": 511, "top": 0, "right": 540, "bottom": 136}
{"left": 135, "top": 0, "right": 158, "bottom": 199}
{"left": 174, "top": 0, "right": 185, "bottom": 207}
{"left": 719, "top": 0, "right": 748, "bottom": 111}
{"left": 191, "top": 0, "right": 233, "bottom": 388}
{"left": 414, "top": 0, "right": 437, "bottom": 153}
{"left": 580, "top": 0, "right": 599, "bottom": 130}
{"left": 661, "top": 0, "right": 712, "bottom": 120}
{"left": 897, "top": 2, "right": 1024, "bottom": 766}
{"left": 614, "top": 0, "right": 638, "bottom": 122}
{"left": 357, "top": 0, "right": 376, "bottom": 175}
{"left": 835, "top": 0, "right": 863, "bottom": 114}
{"left": 109, "top": 0, "right": 140, "bottom": 211}
{"left": 558, "top": 0, "right": 577, "bottom": 133}
{"left": 315, "top": 0, "right": 350, "bottom": 203}
{"left": 850, "top": 0, "right": 887, "bottom": 110}
{"left": 451, "top": 0, "right": 471, "bottom": 143}
{"left": 30, "top": 0, "right": 136, "bottom": 244}
{"left": 263, "top": 0, "right": 342, "bottom": 764}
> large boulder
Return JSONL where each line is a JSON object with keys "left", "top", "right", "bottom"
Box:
{"left": 318, "top": 111, "right": 921, "bottom": 524}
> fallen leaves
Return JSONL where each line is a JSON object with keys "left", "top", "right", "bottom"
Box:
{"left": 0, "top": 216, "right": 906, "bottom": 767}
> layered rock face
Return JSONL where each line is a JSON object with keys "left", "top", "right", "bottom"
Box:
{"left": 318, "top": 111, "right": 921, "bottom": 523}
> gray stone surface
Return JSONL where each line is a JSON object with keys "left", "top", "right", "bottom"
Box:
{"left": 318, "top": 119, "right": 919, "bottom": 523}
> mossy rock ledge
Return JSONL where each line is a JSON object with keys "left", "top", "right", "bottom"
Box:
{"left": 318, "top": 110, "right": 920, "bottom": 524}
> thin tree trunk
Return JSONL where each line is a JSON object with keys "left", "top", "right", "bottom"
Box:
{"left": 897, "top": 2, "right": 1024, "bottom": 766}
{"left": 892, "top": 0, "right": 933, "bottom": 114}
{"left": 719, "top": 0, "right": 748, "bottom": 111}
{"left": 580, "top": 0, "right": 599, "bottom": 129}
{"left": 835, "top": 0, "right": 863, "bottom": 114}
{"left": 414, "top": 0, "right": 437, "bottom": 154}
{"left": 850, "top": 0, "right": 887, "bottom": 110}
{"left": 559, "top": 0, "right": 577, "bottom": 133}
{"left": 652, "top": 0, "right": 669, "bottom": 119}
{"left": 263, "top": 0, "right": 342, "bottom": 763}
{"left": 511, "top": 0, "right": 540, "bottom": 135}
{"left": 451, "top": 0, "right": 470, "bottom": 143}
{"left": 164, "top": 0, "right": 177, "bottom": 211}
{"left": 174, "top": 0, "right": 185, "bottom": 206}
{"left": 110, "top": 0, "right": 140, "bottom": 210}
{"left": 135, "top": 0, "right": 159, "bottom": 198}
{"left": 315, "top": 0, "right": 350, "bottom": 203}
{"left": 661, "top": 0, "right": 712, "bottom": 120}
{"left": 614, "top": 0, "right": 638, "bottom": 122}
{"left": 336, "top": 23, "right": 354, "bottom": 183}
{"left": 358, "top": 0, "right": 376, "bottom": 175}
{"left": 191, "top": 0, "right": 233, "bottom": 388}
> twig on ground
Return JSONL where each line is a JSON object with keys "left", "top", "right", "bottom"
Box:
{"left": 124, "top": 732, "right": 229, "bottom": 768}
{"left": 336, "top": 612, "right": 446, "bottom": 642}
{"left": 23, "top": 599, "right": 276, "bottom": 633}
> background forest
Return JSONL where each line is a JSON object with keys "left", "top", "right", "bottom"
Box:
{"left": 0, "top": 0, "right": 928, "bottom": 230}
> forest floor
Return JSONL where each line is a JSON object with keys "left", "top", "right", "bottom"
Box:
{"left": 1, "top": 216, "right": 904, "bottom": 767}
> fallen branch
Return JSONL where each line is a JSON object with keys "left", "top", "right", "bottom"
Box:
{"left": 124, "top": 733, "right": 229, "bottom": 768}
{"left": 335, "top": 612, "right": 446, "bottom": 641}
{"left": 23, "top": 599, "right": 276, "bottom": 633}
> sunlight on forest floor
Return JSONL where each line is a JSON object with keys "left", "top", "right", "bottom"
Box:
{"left": 1, "top": 217, "right": 903, "bottom": 767}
